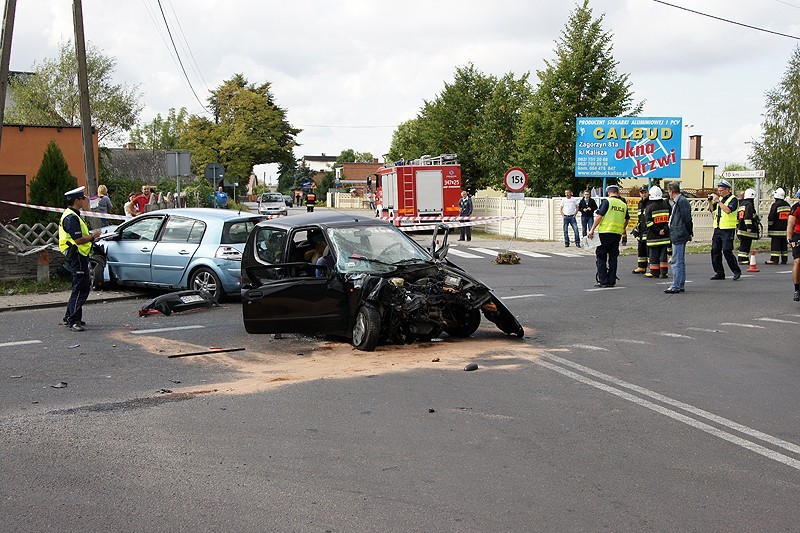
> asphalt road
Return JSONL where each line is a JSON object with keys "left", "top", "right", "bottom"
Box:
{"left": 1, "top": 245, "right": 798, "bottom": 532}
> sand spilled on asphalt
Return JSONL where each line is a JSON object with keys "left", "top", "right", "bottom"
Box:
{"left": 109, "top": 327, "right": 542, "bottom": 397}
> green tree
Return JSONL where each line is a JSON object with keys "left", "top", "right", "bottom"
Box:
{"left": 749, "top": 46, "right": 800, "bottom": 195}
{"left": 515, "top": 0, "right": 642, "bottom": 195}
{"left": 471, "top": 72, "right": 533, "bottom": 190}
{"left": 129, "top": 107, "right": 188, "bottom": 149}
{"left": 336, "top": 149, "right": 374, "bottom": 164}
{"left": 181, "top": 74, "right": 300, "bottom": 183}
{"left": 19, "top": 141, "right": 78, "bottom": 225}
{"left": 277, "top": 159, "right": 298, "bottom": 193}
{"left": 386, "top": 64, "right": 530, "bottom": 191}
{"left": 4, "top": 40, "right": 143, "bottom": 145}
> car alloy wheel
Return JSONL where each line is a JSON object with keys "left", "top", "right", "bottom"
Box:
{"left": 188, "top": 266, "right": 222, "bottom": 302}
{"left": 352, "top": 305, "right": 380, "bottom": 351}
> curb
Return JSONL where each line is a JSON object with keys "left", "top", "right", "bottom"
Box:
{"left": 0, "top": 291, "right": 145, "bottom": 313}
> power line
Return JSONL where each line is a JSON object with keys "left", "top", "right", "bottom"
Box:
{"left": 155, "top": 0, "right": 211, "bottom": 113}
{"left": 164, "top": 0, "right": 210, "bottom": 94}
{"left": 652, "top": 0, "right": 800, "bottom": 40}
{"left": 295, "top": 124, "right": 396, "bottom": 129}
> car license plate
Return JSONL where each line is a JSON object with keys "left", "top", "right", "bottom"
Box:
{"left": 180, "top": 294, "right": 204, "bottom": 304}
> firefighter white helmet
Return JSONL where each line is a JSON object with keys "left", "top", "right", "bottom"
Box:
{"left": 774, "top": 188, "right": 786, "bottom": 200}
{"left": 744, "top": 188, "right": 756, "bottom": 199}
{"left": 648, "top": 186, "right": 663, "bottom": 200}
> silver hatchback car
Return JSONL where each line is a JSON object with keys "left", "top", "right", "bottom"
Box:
{"left": 91, "top": 208, "right": 267, "bottom": 300}
{"left": 258, "top": 192, "right": 288, "bottom": 216}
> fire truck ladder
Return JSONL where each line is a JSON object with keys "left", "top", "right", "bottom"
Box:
{"left": 401, "top": 166, "right": 415, "bottom": 211}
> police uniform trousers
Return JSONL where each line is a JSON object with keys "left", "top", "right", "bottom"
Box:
{"left": 65, "top": 253, "right": 91, "bottom": 326}
{"left": 595, "top": 232, "right": 622, "bottom": 285}
{"left": 711, "top": 228, "right": 742, "bottom": 277}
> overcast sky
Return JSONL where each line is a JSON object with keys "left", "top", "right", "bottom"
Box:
{"left": 7, "top": 0, "right": 800, "bottom": 182}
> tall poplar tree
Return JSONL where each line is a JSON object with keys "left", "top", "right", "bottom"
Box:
{"left": 749, "top": 46, "right": 800, "bottom": 194}
{"left": 515, "top": 0, "right": 642, "bottom": 195}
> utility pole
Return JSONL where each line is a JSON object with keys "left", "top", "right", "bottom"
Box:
{"left": 72, "top": 0, "right": 97, "bottom": 196}
{"left": 0, "top": 0, "right": 18, "bottom": 148}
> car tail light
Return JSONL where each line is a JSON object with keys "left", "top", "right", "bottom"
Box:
{"left": 215, "top": 246, "right": 242, "bottom": 261}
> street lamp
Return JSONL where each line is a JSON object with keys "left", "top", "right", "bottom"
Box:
{"left": 684, "top": 124, "right": 694, "bottom": 159}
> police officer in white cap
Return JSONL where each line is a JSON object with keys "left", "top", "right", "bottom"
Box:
{"left": 708, "top": 179, "right": 742, "bottom": 280}
{"left": 59, "top": 186, "right": 101, "bottom": 331}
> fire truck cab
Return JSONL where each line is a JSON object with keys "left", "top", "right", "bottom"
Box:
{"left": 375, "top": 154, "right": 462, "bottom": 220}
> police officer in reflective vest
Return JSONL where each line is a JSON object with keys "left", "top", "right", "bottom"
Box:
{"left": 736, "top": 188, "right": 759, "bottom": 264}
{"left": 709, "top": 179, "right": 742, "bottom": 280}
{"left": 766, "top": 187, "right": 790, "bottom": 265}
{"left": 588, "top": 184, "right": 629, "bottom": 288}
{"left": 59, "top": 186, "right": 101, "bottom": 331}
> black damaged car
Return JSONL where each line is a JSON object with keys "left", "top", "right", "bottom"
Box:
{"left": 240, "top": 212, "right": 524, "bottom": 351}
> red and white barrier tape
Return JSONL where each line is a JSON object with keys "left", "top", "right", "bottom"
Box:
{"left": 397, "top": 217, "right": 518, "bottom": 232}
{"left": 379, "top": 215, "right": 515, "bottom": 222}
{"left": 1, "top": 199, "right": 128, "bottom": 221}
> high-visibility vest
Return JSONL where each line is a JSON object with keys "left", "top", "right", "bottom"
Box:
{"left": 597, "top": 197, "right": 627, "bottom": 235}
{"left": 714, "top": 195, "right": 737, "bottom": 229}
{"left": 58, "top": 209, "right": 92, "bottom": 257}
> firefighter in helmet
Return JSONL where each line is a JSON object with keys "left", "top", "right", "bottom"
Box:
{"left": 644, "top": 186, "right": 671, "bottom": 278}
{"left": 736, "top": 188, "right": 759, "bottom": 264}
{"left": 766, "top": 188, "right": 790, "bottom": 265}
{"left": 305, "top": 190, "right": 317, "bottom": 212}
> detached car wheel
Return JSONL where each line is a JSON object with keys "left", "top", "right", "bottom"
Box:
{"left": 188, "top": 267, "right": 223, "bottom": 302}
{"left": 352, "top": 305, "right": 381, "bottom": 351}
{"left": 446, "top": 308, "right": 481, "bottom": 338}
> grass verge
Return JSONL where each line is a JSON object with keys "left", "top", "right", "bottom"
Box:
{"left": 0, "top": 277, "right": 72, "bottom": 296}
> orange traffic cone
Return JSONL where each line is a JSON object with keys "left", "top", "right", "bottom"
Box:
{"left": 747, "top": 250, "right": 760, "bottom": 273}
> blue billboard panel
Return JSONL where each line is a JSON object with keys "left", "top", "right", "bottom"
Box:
{"left": 575, "top": 117, "right": 682, "bottom": 178}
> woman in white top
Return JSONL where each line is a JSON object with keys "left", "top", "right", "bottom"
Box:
{"left": 123, "top": 192, "right": 138, "bottom": 219}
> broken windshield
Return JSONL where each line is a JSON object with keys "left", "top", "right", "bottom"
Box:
{"left": 326, "top": 225, "right": 430, "bottom": 274}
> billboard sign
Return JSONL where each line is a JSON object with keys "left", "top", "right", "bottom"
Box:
{"left": 575, "top": 117, "right": 682, "bottom": 178}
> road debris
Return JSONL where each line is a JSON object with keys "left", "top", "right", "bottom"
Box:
{"left": 139, "top": 289, "right": 217, "bottom": 317}
{"left": 464, "top": 362, "right": 479, "bottom": 371}
{"left": 51, "top": 382, "right": 68, "bottom": 388}
{"left": 167, "top": 347, "right": 246, "bottom": 359}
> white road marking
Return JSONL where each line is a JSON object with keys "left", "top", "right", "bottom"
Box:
{"left": 130, "top": 325, "right": 205, "bottom": 335}
{"left": 503, "top": 293, "right": 546, "bottom": 300}
{"left": 616, "top": 339, "right": 651, "bottom": 345}
{"left": 655, "top": 332, "right": 694, "bottom": 339}
{"left": 551, "top": 252, "right": 582, "bottom": 257}
{"left": 777, "top": 270, "right": 793, "bottom": 274}
{"left": 446, "top": 248, "right": 483, "bottom": 258}
{"left": 585, "top": 286, "right": 625, "bottom": 292}
{"left": 467, "top": 247, "right": 500, "bottom": 256}
{"left": 686, "top": 327, "right": 726, "bottom": 333}
{"left": 535, "top": 353, "right": 800, "bottom": 471}
{"left": 720, "top": 323, "right": 766, "bottom": 329}
{"left": 510, "top": 249, "right": 551, "bottom": 258}
{"left": 569, "top": 344, "right": 608, "bottom": 351}
{"left": 0, "top": 340, "right": 42, "bottom": 348}
{"left": 756, "top": 317, "right": 800, "bottom": 325}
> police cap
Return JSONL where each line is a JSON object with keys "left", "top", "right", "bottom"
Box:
{"left": 64, "top": 186, "right": 86, "bottom": 201}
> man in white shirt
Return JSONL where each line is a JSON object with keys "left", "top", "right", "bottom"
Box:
{"left": 560, "top": 188, "right": 581, "bottom": 247}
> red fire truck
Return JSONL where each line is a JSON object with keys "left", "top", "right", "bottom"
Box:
{"left": 375, "top": 154, "right": 462, "bottom": 222}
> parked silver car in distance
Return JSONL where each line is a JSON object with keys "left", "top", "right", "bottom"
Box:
{"left": 258, "top": 192, "right": 288, "bottom": 216}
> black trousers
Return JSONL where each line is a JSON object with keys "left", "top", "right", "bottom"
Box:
{"left": 636, "top": 238, "right": 648, "bottom": 269}
{"left": 595, "top": 232, "right": 621, "bottom": 285}
{"left": 738, "top": 236, "right": 755, "bottom": 262}
{"left": 711, "top": 228, "right": 741, "bottom": 276}
{"left": 459, "top": 224, "right": 472, "bottom": 240}
{"left": 65, "top": 254, "right": 91, "bottom": 326}
{"left": 769, "top": 235, "right": 789, "bottom": 263}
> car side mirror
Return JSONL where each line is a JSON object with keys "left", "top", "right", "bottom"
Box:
{"left": 431, "top": 223, "right": 450, "bottom": 260}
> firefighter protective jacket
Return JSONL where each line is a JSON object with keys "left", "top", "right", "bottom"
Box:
{"left": 644, "top": 199, "right": 671, "bottom": 246}
{"left": 633, "top": 198, "right": 649, "bottom": 241}
{"left": 767, "top": 198, "right": 791, "bottom": 237}
{"left": 737, "top": 199, "right": 759, "bottom": 239}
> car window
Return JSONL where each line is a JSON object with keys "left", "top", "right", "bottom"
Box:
{"left": 254, "top": 227, "right": 288, "bottom": 263}
{"left": 261, "top": 193, "right": 283, "bottom": 203}
{"left": 120, "top": 217, "right": 164, "bottom": 241}
{"left": 327, "top": 225, "right": 430, "bottom": 274}
{"left": 222, "top": 219, "right": 264, "bottom": 244}
{"left": 161, "top": 216, "right": 205, "bottom": 244}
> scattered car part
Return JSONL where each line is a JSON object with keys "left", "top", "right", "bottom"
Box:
{"left": 139, "top": 289, "right": 217, "bottom": 317}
